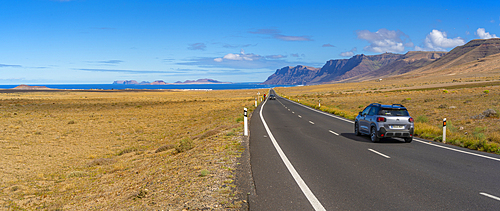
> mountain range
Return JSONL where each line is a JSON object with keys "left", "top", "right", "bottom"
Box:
{"left": 262, "top": 38, "right": 500, "bottom": 85}
{"left": 113, "top": 78, "right": 229, "bottom": 85}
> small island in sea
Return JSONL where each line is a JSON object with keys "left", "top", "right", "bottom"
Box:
{"left": 11, "top": 84, "right": 52, "bottom": 90}
{"left": 113, "top": 78, "right": 231, "bottom": 85}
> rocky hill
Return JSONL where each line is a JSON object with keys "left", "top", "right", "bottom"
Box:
{"left": 407, "top": 38, "right": 500, "bottom": 76}
{"left": 261, "top": 65, "right": 320, "bottom": 85}
{"left": 262, "top": 38, "right": 500, "bottom": 85}
{"left": 113, "top": 79, "right": 228, "bottom": 85}
{"left": 262, "top": 52, "right": 443, "bottom": 85}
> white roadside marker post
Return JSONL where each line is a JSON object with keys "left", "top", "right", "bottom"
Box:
{"left": 255, "top": 97, "right": 257, "bottom": 107}
{"left": 318, "top": 100, "right": 321, "bottom": 108}
{"left": 244, "top": 108, "right": 248, "bottom": 136}
{"left": 443, "top": 118, "right": 447, "bottom": 143}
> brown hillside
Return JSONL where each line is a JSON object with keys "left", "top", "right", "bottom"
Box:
{"left": 410, "top": 38, "right": 500, "bottom": 75}
{"left": 392, "top": 50, "right": 500, "bottom": 82}
{"left": 344, "top": 51, "right": 446, "bottom": 82}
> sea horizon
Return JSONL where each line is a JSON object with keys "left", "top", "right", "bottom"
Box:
{"left": 0, "top": 83, "right": 294, "bottom": 90}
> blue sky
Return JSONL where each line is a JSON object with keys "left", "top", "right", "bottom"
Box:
{"left": 1, "top": 0, "right": 499, "bottom": 84}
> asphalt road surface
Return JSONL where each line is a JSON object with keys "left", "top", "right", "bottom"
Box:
{"left": 249, "top": 89, "right": 500, "bottom": 210}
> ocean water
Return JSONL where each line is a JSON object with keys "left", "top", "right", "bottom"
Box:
{"left": 0, "top": 83, "right": 293, "bottom": 90}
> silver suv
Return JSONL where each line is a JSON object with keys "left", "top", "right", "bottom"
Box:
{"left": 354, "top": 103, "right": 414, "bottom": 143}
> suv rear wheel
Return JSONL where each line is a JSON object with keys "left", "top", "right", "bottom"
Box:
{"left": 370, "top": 127, "right": 379, "bottom": 142}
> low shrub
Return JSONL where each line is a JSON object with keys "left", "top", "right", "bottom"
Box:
{"left": 67, "top": 171, "right": 88, "bottom": 178}
{"left": 199, "top": 169, "right": 210, "bottom": 177}
{"left": 175, "top": 138, "right": 194, "bottom": 153}
{"left": 415, "top": 115, "right": 429, "bottom": 123}
{"left": 118, "top": 147, "right": 139, "bottom": 156}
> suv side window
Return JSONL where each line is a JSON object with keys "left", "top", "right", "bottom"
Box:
{"left": 361, "top": 107, "right": 371, "bottom": 115}
{"left": 368, "top": 106, "right": 378, "bottom": 116}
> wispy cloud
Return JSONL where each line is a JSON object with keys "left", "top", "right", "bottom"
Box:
{"left": 357, "top": 28, "right": 413, "bottom": 53}
{"left": 78, "top": 68, "right": 175, "bottom": 74}
{"left": 415, "top": 29, "right": 465, "bottom": 51}
{"left": 322, "top": 44, "right": 335, "bottom": 47}
{"left": 249, "top": 28, "right": 313, "bottom": 41}
{"left": 476, "top": 28, "right": 498, "bottom": 39}
{"left": 0, "top": 64, "right": 22, "bottom": 68}
{"left": 98, "top": 60, "right": 123, "bottom": 64}
{"left": 265, "top": 55, "right": 287, "bottom": 59}
{"left": 94, "top": 27, "right": 116, "bottom": 30}
{"left": 222, "top": 43, "right": 256, "bottom": 48}
{"left": 188, "top": 43, "right": 206, "bottom": 50}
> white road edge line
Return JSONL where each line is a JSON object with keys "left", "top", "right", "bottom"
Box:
{"left": 309, "top": 121, "right": 315, "bottom": 125}
{"left": 368, "top": 149, "right": 391, "bottom": 159}
{"left": 480, "top": 192, "right": 500, "bottom": 201}
{"left": 329, "top": 130, "right": 339, "bottom": 136}
{"left": 260, "top": 99, "right": 327, "bottom": 211}
{"left": 281, "top": 97, "right": 500, "bottom": 163}
{"left": 414, "top": 139, "right": 500, "bottom": 162}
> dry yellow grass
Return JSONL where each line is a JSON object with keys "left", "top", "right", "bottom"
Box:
{"left": 276, "top": 76, "right": 500, "bottom": 154}
{"left": 0, "top": 89, "right": 262, "bottom": 210}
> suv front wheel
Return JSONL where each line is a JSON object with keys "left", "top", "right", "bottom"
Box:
{"left": 404, "top": 137, "right": 413, "bottom": 143}
{"left": 370, "top": 127, "right": 379, "bottom": 142}
{"left": 354, "top": 122, "right": 360, "bottom": 136}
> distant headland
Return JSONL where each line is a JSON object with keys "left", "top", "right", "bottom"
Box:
{"left": 11, "top": 84, "right": 52, "bottom": 90}
{"left": 113, "top": 78, "right": 231, "bottom": 85}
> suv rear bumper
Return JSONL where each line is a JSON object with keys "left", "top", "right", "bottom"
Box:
{"left": 378, "top": 127, "right": 413, "bottom": 138}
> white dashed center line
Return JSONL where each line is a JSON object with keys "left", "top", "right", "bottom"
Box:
{"left": 298, "top": 115, "right": 302, "bottom": 118}
{"left": 309, "top": 121, "right": 315, "bottom": 125}
{"left": 368, "top": 149, "right": 391, "bottom": 159}
{"left": 328, "top": 130, "right": 339, "bottom": 135}
{"left": 480, "top": 192, "right": 500, "bottom": 202}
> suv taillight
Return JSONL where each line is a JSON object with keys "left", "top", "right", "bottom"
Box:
{"left": 409, "top": 117, "right": 414, "bottom": 123}
{"left": 376, "top": 117, "right": 386, "bottom": 122}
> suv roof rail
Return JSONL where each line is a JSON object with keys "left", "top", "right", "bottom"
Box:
{"left": 392, "top": 104, "right": 404, "bottom": 107}
{"left": 369, "top": 103, "right": 381, "bottom": 107}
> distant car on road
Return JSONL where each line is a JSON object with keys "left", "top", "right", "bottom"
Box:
{"left": 268, "top": 94, "right": 276, "bottom": 100}
{"left": 354, "top": 103, "right": 414, "bottom": 143}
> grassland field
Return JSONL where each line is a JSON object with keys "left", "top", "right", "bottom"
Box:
{"left": 0, "top": 89, "right": 262, "bottom": 210}
{"left": 1, "top": 74, "right": 500, "bottom": 210}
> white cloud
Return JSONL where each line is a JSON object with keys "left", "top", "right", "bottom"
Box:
{"left": 340, "top": 51, "right": 354, "bottom": 57}
{"left": 214, "top": 49, "right": 261, "bottom": 62}
{"left": 418, "top": 29, "right": 465, "bottom": 51}
{"left": 340, "top": 47, "right": 357, "bottom": 57}
{"left": 357, "top": 29, "right": 413, "bottom": 53}
{"left": 476, "top": 28, "right": 498, "bottom": 39}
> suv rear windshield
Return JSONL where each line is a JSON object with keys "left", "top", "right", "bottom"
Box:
{"left": 378, "top": 109, "right": 409, "bottom": 116}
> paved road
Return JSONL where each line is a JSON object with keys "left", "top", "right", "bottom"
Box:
{"left": 249, "top": 89, "right": 500, "bottom": 210}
